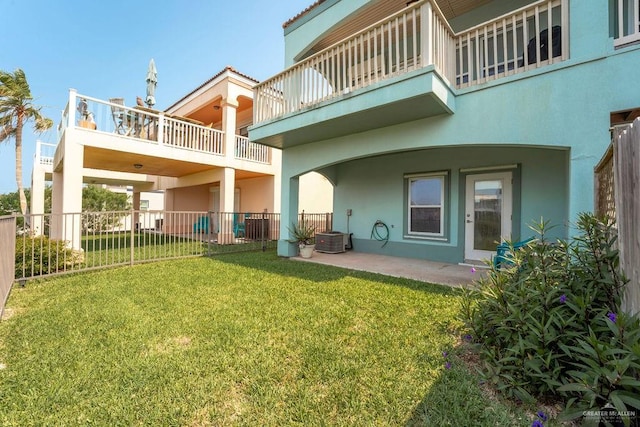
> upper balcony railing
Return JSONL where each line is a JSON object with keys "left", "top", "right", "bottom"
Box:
{"left": 254, "top": 0, "right": 568, "bottom": 123}
{"left": 454, "top": 0, "right": 567, "bottom": 87}
{"left": 60, "top": 92, "right": 272, "bottom": 165}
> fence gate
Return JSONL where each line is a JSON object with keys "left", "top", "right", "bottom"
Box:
{"left": 613, "top": 121, "right": 640, "bottom": 316}
{"left": 596, "top": 120, "right": 640, "bottom": 315}
{"left": 0, "top": 216, "right": 17, "bottom": 318}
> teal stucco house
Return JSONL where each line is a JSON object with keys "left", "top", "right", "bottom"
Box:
{"left": 250, "top": 0, "right": 640, "bottom": 264}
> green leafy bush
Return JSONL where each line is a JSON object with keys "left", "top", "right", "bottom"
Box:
{"left": 15, "top": 235, "right": 75, "bottom": 278}
{"left": 461, "top": 213, "right": 640, "bottom": 423}
{"left": 558, "top": 311, "right": 640, "bottom": 423}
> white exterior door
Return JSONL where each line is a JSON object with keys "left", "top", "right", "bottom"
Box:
{"left": 464, "top": 172, "right": 513, "bottom": 262}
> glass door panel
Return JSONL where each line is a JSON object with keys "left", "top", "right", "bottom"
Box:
{"left": 474, "top": 180, "right": 502, "bottom": 251}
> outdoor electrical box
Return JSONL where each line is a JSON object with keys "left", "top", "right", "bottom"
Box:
{"left": 315, "top": 232, "right": 347, "bottom": 253}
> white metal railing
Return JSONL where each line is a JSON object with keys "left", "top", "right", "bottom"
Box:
{"left": 63, "top": 93, "right": 274, "bottom": 164}
{"left": 163, "top": 116, "right": 224, "bottom": 154}
{"left": 254, "top": 1, "right": 453, "bottom": 123}
{"left": 35, "top": 141, "right": 57, "bottom": 166}
{"left": 72, "top": 94, "right": 224, "bottom": 155}
{"left": 254, "top": 0, "right": 569, "bottom": 123}
{"left": 455, "top": 0, "right": 567, "bottom": 87}
{"left": 235, "top": 136, "right": 270, "bottom": 164}
{"left": 65, "top": 93, "right": 227, "bottom": 156}
{"left": 614, "top": 0, "right": 640, "bottom": 46}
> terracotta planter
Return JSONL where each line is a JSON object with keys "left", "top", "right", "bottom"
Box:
{"left": 78, "top": 120, "right": 96, "bottom": 130}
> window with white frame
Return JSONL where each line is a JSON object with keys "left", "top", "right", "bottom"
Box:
{"left": 613, "top": 0, "right": 640, "bottom": 46}
{"left": 407, "top": 172, "right": 446, "bottom": 237}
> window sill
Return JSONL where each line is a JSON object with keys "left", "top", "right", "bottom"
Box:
{"left": 614, "top": 33, "right": 640, "bottom": 48}
{"left": 404, "top": 234, "right": 448, "bottom": 242}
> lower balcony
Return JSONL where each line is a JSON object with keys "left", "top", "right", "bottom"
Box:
{"left": 251, "top": 0, "right": 569, "bottom": 148}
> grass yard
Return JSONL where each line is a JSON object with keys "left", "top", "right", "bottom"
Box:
{"left": 1, "top": 251, "right": 530, "bottom": 426}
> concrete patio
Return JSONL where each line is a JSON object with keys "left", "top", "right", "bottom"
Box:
{"left": 292, "top": 250, "right": 489, "bottom": 288}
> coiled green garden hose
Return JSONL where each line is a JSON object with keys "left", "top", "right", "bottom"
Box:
{"left": 371, "top": 220, "right": 389, "bottom": 248}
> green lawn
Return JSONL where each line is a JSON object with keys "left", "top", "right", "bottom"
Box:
{"left": 1, "top": 251, "right": 530, "bottom": 426}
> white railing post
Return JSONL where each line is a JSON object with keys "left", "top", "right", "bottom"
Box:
{"left": 34, "top": 140, "right": 41, "bottom": 166}
{"left": 68, "top": 89, "right": 77, "bottom": 129}
{"left": 157, "top": 113, "right": 165, "bottom": 146}
{"left": 421, "top": 2, "right": 433, "bottom": 67}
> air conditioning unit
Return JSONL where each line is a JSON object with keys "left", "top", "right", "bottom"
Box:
{"left": 315, "top": 232, "right": 347, "bottom": 253}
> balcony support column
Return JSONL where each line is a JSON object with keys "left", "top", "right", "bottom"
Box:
{"left": 30, "top": 155, "right": 46, "bottom": 237}
{"left": 221, "top": 98, "right": 239, "bottom": 159}
{"left": 277, "top": 175, "right": 300, "bottom": 257}
{"left": 50, "top": 137, "right": 84, "bottom": 251}
{"left": 219, "top": 167, "right": 236, "bottom": 244}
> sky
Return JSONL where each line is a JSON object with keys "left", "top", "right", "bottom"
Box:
{"left": 0, "top": 0, "right": 315, "bottom": 194}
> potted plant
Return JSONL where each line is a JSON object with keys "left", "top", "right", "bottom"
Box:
{"left": 76, "top": 98, "right": 96, "bottom": 130}
{"left": 288, "top": 221, "right": 316, "bottom": 258}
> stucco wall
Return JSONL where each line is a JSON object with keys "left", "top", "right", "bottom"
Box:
{"left": 280, "top": 44, "right": 640, "bottom": 218}
{"left": 327, "top": 146, "right": 568, "bottom": 262}
{"left": 299, "top": 172, "right": 334, "bottom": 213}
{"left": 277, "top": 0, "right": 640, "bottom": 261}
{"left": 168, "top": 185, "right": 210, "bottom": 211}
{"left": 236, "top": 176, "right": 275, "bottom": 213}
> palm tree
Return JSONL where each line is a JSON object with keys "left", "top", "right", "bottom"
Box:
{"left": 0, "top": 68, "right": 53, "bottom": 216}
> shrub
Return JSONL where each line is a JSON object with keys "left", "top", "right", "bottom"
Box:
{"left": 15, "top": 235, "right": 75, "bottom": 278}
{"left": 461, "top": 213, "right": 640, "bottom": 423}
{"left": 557, "top": 311, "right": 640, "bottom": 424}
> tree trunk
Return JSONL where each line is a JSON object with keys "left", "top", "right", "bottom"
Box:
{"left": 15, "top": 116, "right": 27, "bottom": 216}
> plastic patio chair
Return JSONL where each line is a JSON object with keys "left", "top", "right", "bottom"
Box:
{"left": 109, "top": 98, "right": 128, "bottom": 135}
{"left": 193, "top": 216, "right": 209, "bottom": 234}
{"left": 233, "top": 213, "right": 249, "bottom": 238}
{"left": 493, "top": 237, "right": 535, "bottom": 269}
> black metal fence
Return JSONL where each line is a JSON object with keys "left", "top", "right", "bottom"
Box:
{"left": 7, "top": 210, "right": 333, "bottom": 283}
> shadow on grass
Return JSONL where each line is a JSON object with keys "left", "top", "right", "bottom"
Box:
{"left": 81, "top": 233, "right": 278, "bottom": 254}
{"left": 81, "top": 232, "right": 194, "bottom": 252}
{"left": 205, "top": 251, "right": 523, "bottom": 424}
{"left": 404, "top": 352, "right": 527, "bottom": 426}
{"left": 207, "top": 249, "right": 458, "bottom": 297}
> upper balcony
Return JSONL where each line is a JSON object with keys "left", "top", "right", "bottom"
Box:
{"left": 251, "top": 0, "right": 569, "bottom": 148}
{"left": 55, "top": 90, "right": 273, "bottom": 179}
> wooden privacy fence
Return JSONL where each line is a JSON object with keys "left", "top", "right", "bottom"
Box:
{"left": 595, "top": 119, "right": 640, "bottom": 315}
{"left": 0, "top": 216, "right": 17, "bottom": 319}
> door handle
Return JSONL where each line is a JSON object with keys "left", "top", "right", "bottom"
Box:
{"left": 466, "top": 220, "right": 473, "bottom": 223}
